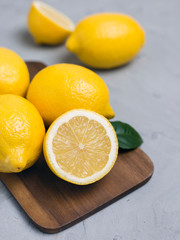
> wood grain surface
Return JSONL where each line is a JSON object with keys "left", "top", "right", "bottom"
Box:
{"left": 0, "top": 62, "right": 154, "bottom": 233}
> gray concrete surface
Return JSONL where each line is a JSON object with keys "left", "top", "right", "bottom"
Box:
{"left": 0, "top": 0, "right": 180, "bottom": 239}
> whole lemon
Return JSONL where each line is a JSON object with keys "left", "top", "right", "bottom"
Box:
{"left": 26, "top": 63, "right": 114, "bottom": 126}
{"left": 66, "top": 13, "right": 145, "bottom": 69}
{"left": 0, "top": 47, "right": 29, "bottom": 96}
{"left": 0, "top": 94, "right": 45, "bottom": 173}
{"left": 27, "top": 1, "right": 75, "bottom": 45}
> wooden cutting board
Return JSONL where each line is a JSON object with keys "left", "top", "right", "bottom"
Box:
{"left": 0, "top": 62, "right": 154, "bottom": 233}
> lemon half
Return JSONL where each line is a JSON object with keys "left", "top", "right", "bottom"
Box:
{"left": 43, "top": 109, "right": 118, "bottom": 185}
{"left": 27, "top": 1, "right": 75, "bottom": 45}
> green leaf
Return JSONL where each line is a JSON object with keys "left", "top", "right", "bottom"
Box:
{"left": 110, "top": 121, "right": 143, "bottom": 150}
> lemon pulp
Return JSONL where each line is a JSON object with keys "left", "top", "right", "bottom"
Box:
{"left": 53, "top": 116, "right": 111, "bottom": 178}
{"left": 34, "top": 1, "right": 74, "bottom": 31}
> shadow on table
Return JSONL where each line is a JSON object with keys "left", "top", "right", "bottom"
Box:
{"left": 13, "top": 28, "right": 138, "bottom": 74}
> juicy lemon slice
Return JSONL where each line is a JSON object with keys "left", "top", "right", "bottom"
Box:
{"left": 27, "top": 1, "right": 75, "bottom": 45}
{"left": 43, "top": 109, "right": 118, "bottom": 185}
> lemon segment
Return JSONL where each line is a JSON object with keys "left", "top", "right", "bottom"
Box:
{"left": 66, "top": 13, "right": 145, "bottom": 69}
{"left": 43, "top": 109, "right": 118, "bottom": 185}
{"left": 27, "top": 1, "right": 75, "bottom": 45}
{"left": 0, "top": 47, "right": 29, "bottom": 96}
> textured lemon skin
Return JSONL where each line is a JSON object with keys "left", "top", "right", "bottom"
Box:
{"left": 43, "top": 109, "right": 118, "bottom": 185}
{"left": 0, "top": 48, "right": 29, "bottom": 96}
{"left": 27, "top": 63, "right": 115, "bottom": 126}
{"left": 66, "top": 13, "right": 145, "bottom": 69}
{"left": 27, "top": 2, "right": 74, "bottom": 45}
{"left": 0, "top": 94, "right": 45, "bottom": 173}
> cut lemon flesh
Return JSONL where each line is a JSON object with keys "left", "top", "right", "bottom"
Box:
{"left": 43, "top": 109, "right": 118, "bottom": 185}
{"left": 34, "top": 1, "right": 75, "bottom": 31}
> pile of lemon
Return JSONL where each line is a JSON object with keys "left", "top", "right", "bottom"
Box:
{"left": 0, "top": 1, "right": 145, "bottom": 185}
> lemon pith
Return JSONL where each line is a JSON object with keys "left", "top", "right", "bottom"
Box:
{"left": 66, "top": 13, "right": 145, "bottom": 69}
{"left": 43, "top": 109, "right": 118, "bottom": 185}
{"left": 0, "top": 47, "right": 29, "bottom": 96}
{"left": 0, "top": 94, "right": 45, "bottom": 173}
{"left": 27, "top": 63, "right": 115, "bottom": 126}
{"left": 27, "top": 1, "right": 75, "bottom": 45}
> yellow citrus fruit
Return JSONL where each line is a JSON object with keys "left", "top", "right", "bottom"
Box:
{"left": 26, "top": 63, "right": 115, "bottom": 126}
{"left": 43, "top": 109, "right": 118, "bottom": 185}
{"left": 27, "top": 1, "right": 75, "bottom": 45}
{"left": 0, "top": 47, "right": 29, "bottom": 96}
{"left": 66, "top": 13, "right": 145, "bottom": 69}
{"left": 0, "top": 94, "right": 45, "bottom": 173}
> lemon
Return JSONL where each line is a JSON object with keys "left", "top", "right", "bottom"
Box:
{"left": 27, "top": 1, "right": 75, "bottom": 45}
{"left": 66, "top": 13, "right": 145, "bottom": 69}
{"left": 43, "top": 109, "right": 118, "bottom": 185}
{"left": 0, "top": 47, "right": 29, "bottom": 96}
{"left": 0, "top": 94, "right": 45, "bottom": 173}
{"left": 26, "top": 63, "right": 115, "bottom": 126}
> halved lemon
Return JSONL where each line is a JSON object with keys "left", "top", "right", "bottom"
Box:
{"left": 27, "top": 1, "right": 75, "bottom": 45}
{"left": 43, "top": 109, "right": 118, "bottom": 185}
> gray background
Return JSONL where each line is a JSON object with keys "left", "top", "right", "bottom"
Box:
{"left": 0, "top": 0, "right": 180, "bottom": 239}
